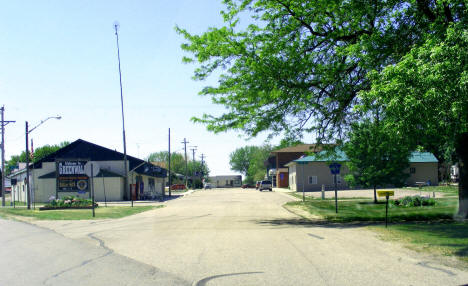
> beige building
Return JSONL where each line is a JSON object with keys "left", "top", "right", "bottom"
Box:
{"left": 9, "top": 139, "right": 167, "bottom": 203}
{"left": 286, "top": 151, "right": 438, "bottom": 192}
{"left": 208, "top": 175, "right": 242, "bottom": 188}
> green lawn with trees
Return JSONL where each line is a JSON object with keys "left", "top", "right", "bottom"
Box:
{"left": 177, "top": 0, "right": 468, "bottom": 218}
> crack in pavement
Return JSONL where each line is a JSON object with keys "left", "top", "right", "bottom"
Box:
{"left": 42, "top": 233, "right": 114, "bottom": 285}
{"left": 193, "top": 272, "right": 263, "bottom": 286}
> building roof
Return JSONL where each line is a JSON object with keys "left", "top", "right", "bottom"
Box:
{"left": 286, "top": 151, "right": 438, "bottom": 165}
{"left": 271, "top": 144, "right": 323, "bottom": 153}
{"left": 409, "top": 152, "right": 438, "bottom": 163}
{"left": 38, "top": 168, "right": 124, "bottom": 179}
{"left": 31, "top": 139, "right": 167, "bottom": 178}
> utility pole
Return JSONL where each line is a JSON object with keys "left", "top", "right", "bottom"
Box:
{"left": 1, "top": 106, "right": 15, "bottom": 207}
{"left": 168, "top": 128, "right": 171, "bottom": 197}
{"left": 26, "top": 121, "right": 30, "bottom": 209}
{"left": 182, "top": 138, "right": 189, "bottom": 188}
{"left": 190, "top": 146, "right": 197, "bottom": 188}
{"left": 200, "top": 153, "right": 206, "bottom": 182}
{"left": 114, "top": 22, "right": 129, "bottom": 201}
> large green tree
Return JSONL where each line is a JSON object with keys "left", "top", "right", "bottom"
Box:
{"left": 344, "top": 119, "right": 411, "bottom": 203}
{"left": 361, "top": 24, "right": 468, "bottom": 217}
{"left": 178, "top": 0, "right": 467, "bottom": 216}
{"left": 229, "top": 145, "right": 272, "bottom": 183}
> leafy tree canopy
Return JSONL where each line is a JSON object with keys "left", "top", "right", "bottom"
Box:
{"left": 229, "top": 145, "right": 272, "bottom": 183}
{"left": 177, "top": 0, "right": 466, "bottom": 140}
{"left": 344, "top": 119, "right": 411, "bottom": 202}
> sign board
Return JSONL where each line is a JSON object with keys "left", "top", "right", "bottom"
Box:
{"left": 377, "top": 190, "right": 394, "bottom": 197}
{"left": 56, "top": 160, "right": 89, "bottom": 192}
{"left": 329, "top": 163, "right": 341, "bottom": 175}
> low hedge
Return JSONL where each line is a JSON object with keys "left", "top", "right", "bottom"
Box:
{"left": 41, "top": 195, "right": 98, "bottom": 210}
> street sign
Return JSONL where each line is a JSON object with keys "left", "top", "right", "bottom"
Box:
{"left": 329, "top": 163, "right": 341, "bottom": 175}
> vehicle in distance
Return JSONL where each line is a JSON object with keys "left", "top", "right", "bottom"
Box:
{"left": 171, "top": 184, "right": 186, "bottom": 190}
{"left": 259, "top": 180, "right": 272, "bottom": 191}
{"left": 204, "top": 183, "right": 212, "bottom": 189}
{"left": 241, "top": 184, "right": 255, "bottom": 189}
{"left": 256, "top": 181, "right": 261, "bottom": 190}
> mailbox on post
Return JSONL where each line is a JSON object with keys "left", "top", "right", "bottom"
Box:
{"left": 377, "top": 190, "right": 394, "bottom": 228}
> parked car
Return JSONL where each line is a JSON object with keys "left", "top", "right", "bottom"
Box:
{"left": 171, "top": 184, "right": 186, "bottom": 190}
{"left": 255, "top": 181, "right": 261, "bottom": 190}
{"left": 241, "top": 184, "right": 255, "bottom": 189}
{"left": 204, "top": 183, "right": 212, "bottom": 189}
{"left": 259, "top": 180, "right": 272, "bottom": 191}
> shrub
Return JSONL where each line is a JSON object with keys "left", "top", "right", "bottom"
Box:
{"left": 43, "top": 196, "right": 97, "bottom": 208}
{"left": 393, "top": 195, "right": 436, "bottom": 207}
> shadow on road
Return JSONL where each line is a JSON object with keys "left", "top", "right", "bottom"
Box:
{"left": 253, "top": 218, "right": 381, "bottom": 229}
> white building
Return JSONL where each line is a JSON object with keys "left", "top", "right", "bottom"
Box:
{"left": 9, "top": 139, "right": 167, "bottom": 203}
{"left": 208, "top": 175, "right": 242, "bottom": 188}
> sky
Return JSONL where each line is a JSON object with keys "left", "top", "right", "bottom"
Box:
{"left": 0, "top": 0, "right": 281, "bottom": 176}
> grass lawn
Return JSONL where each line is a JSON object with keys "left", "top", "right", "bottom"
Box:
{"left": 405, "top": 185, "right": 459, "bottom": 197}
{"left": 286, "top": 196, "right": 458, "bottom": 222}
{"left": 0, "top": 205, "right": 160, "bottom": 220}
{"left": 370, "top": 222, "right": 468, "bottom": 267}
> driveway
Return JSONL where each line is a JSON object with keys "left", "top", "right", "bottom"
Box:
{"left": 23, "top": 189, "right": 468, "bottom": 285}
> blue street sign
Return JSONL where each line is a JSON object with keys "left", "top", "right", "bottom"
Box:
{"left": 329, "top": 163, "right": 341, "bottom": 175}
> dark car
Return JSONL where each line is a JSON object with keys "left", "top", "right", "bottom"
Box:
{"left": 241, "top": 184, "right": 255, "bottom": 189}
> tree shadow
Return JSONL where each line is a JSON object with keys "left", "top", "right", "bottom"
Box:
{"left": 253, "top": 217, "right": 381, "bottom": 229}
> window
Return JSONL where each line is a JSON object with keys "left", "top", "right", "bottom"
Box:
{"left": 308, "top": 176, "right": 317, "bottom": 185}
{"left": 410, "top": 167, "right": 416, "bottom": 174}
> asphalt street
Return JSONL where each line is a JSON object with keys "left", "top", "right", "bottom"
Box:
{"left": 4, "top": 188, "right": 468, "bottom": 285}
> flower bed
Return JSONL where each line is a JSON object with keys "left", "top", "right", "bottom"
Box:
{"left": 39, "top": 196, "right": 98, "bottom": 211}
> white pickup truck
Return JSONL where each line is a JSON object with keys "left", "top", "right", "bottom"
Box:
{"left": 259, "top": 180, "right": 272, "bottom": 192}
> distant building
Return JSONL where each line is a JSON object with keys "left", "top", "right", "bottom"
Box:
{"left": 208, "top": 175, "right": 242, "bottom": 188}
{"left": 286, "top": 151, "right": 439, "bottom": 192}
{"left": 9, "top": 139, "right": 167, "bottom": 202}
{"left": 266, "top": 144, "right": 326, "bottom": 188}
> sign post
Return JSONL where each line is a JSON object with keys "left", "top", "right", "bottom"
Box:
{"left": 377, "top": 191, "right": 394, "bottom": 228}
{"left": 91, "top": 163, "right": 95, "bottom": 218}
{"left": 329, "top": 163, "right": 341, "bottom": 214}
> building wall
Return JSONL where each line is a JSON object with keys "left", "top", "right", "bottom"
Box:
{"left": 289, "top": 162, "right": 350, "bottom": 192}
{"left": 209, "top": 175, "right": 242, "bottom": 188}
{"left": 289, "top": 161, "right": 439, "bottom": 192}
{"left": 406, "top": 162, "right": 439, "bottom": 186}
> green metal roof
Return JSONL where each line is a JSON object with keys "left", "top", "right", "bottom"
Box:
{"left": 289, "top": 151, "right": 438, "bottom": 164}
{"left": 409, "top": 152, "right": 438, "bottom": 163}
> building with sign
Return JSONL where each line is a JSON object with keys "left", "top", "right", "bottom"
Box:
{"left": 286, "top": 151, "right": 438, "bottom": 192}
{"left": 9, "top": 139, "right": 167, "bottom": 202}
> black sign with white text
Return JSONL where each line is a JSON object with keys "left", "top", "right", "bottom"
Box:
{"left": 56, "top": 160, "right": 89, "bottom": 192}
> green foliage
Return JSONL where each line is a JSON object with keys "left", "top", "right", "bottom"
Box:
{"left": 44, "top": 196, "right": 95, "bottom": 209}
{"left": 6, "top": 142, "right": 69, "bottom": 175}
{"left": 393, "top": 196, "right": 436, "bottom": 207}
{"left": 229, "top": 145, "right": 272, "bottom": 183}
{"left": 177, "top": 0, "right": 466, "bottom": 140}
{"left": 147, "top": 151, "right": 210, "bottom": 185}
{"left": 360, "top": 24, "right": 468, "bottom": 160}
{"left": 343, "top": 119, "right": 411, "bottom": 192}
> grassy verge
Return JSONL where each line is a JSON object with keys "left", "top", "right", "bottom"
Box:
{"left": 370, "top": 222, "right": 468, "bottom": 267}
{"left": 405, "top": 185, "right": 459, "bottom": 197}
{"left": 286, "top": 196, "right": 458, "bottom": 222}
{"left": 0, "top": 205, "right": 160, "bottom": 220}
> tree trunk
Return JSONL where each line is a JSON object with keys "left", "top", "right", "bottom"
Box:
{"left": 374, "top": 185, "right": 378, "bottom": 203}
{"left": 456, "top": 132, "right": 468, "bottom": 219}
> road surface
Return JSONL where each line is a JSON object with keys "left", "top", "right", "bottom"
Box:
{"left": 4, "top": 188, "right": 468, "bottom": 285}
